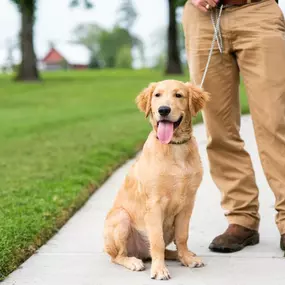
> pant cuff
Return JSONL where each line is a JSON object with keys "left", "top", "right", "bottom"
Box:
{"left": 227, "top": 215, "right": 259, "bottom": 231}
{"left": 277, "top": 223, "right": 285, "bottom": 235}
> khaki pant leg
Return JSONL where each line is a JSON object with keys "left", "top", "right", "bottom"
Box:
{"left": 182, "top": 1, "right": 260, "bottom": 230}
{"left": 234, "top": 0, "right": 285, "bottom": 234}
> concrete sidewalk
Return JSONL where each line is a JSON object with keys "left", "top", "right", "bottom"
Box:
{"left": 3, "top": 115, "right": 285, "bottom": 285}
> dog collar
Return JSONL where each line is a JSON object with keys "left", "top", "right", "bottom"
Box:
{"left": 169, "top": 137, "right": 191, "bottom": 145}
{"left": 156, "top": 136, "right": 191, "bottom": 145}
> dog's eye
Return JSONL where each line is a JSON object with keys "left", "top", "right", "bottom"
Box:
{"left": 175, "top": 93, "right": 183, "bottom": 98}
{"left": 155, "top": 93, "right": 161, "bottom": 97}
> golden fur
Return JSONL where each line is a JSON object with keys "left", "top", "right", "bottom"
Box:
{"left": 104, "top": 80, "right": 209, "bottom": 280}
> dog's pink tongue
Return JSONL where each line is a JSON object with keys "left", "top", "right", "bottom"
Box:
{"left": 157, "top": 121, "right": 174, "bottom": 144}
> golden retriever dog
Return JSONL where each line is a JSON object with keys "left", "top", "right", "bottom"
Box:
{"left": 104, "top": 80, "right": 209, "bottom": 280}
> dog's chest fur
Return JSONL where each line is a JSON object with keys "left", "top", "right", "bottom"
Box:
{"left": 137, "top": 135, "right": 203, "bottom": 215}
{"left": 126, "top": 135, "right": 203, "bottom": 247}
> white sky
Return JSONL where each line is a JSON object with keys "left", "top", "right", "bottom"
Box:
{"left": 0, "top": 0, "right": 284, "bottom": 61}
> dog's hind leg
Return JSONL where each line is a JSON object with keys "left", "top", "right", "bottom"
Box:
{"left": 104, "top": 208, "right": 145, "bottom": 271}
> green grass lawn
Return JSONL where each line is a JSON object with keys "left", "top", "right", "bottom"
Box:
{"left": 0, "top": 69, "right": 248, "bottom": 280}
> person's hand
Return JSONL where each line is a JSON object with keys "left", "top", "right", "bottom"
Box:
{"left": 192, "top": 0, "right": 219, "bottom": 13}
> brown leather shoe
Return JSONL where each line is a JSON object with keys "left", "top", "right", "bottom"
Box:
{"left": 209, "top": 224, "right": 259, "bottom": 253}
{"left": 281, "top": 234, "right": 285, "bottom": 251}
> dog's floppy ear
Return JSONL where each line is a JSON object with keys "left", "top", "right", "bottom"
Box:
{"left": 185, "top": 82, "right": 210, "bottom": 116}
{"left": 136, "top": 82, "right": 157, "bottom": 117}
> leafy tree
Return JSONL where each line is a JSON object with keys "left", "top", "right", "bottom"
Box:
{"left": 165, "top": 0, "right": 184, "bottom": 74}
{"left": 72, "top": 0, "right": 143, "bottom": 68}
{"left": 116, "top": 0, "right": 145, "bottom": 67}
{"left": 99, "top": 26, "right": 133, "bottom": 68}
{"left": 72, "top": 23, "right": 143, "bottom": 68}
{"left": 10, "top": 0, "right": 93, "bottom": 82}
{"left": 115, "top": 45, "right": 133, "bottom": 68}
{"left": 116, "top": 0, "right": 137, "bottom": 30}
{"left": 71, "top": 23, "right": 103, "bottom": 67}
{"left": 176, "top": 0, "right": 187, "bottom": 6}
{"left": 89, "top": 55, "right": 101, "bottom": 69}
{"left": 151, "top": 21, "right": 186, "bottom": 70}
{"left": 11, "top": 0, "right": 39, "bottom": 81}
{"left": 72, "top": 23, "right": 102, "bottom": 53}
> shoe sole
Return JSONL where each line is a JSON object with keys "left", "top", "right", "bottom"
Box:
{"left": 209, "top": 233, "right": 260, "bottom": 253}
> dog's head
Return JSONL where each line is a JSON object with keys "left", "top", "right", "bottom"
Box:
{"left": 136, "top": 80, "right": 209, "bottom": 144}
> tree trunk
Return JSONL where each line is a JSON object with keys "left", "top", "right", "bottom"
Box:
{"left": 16, "top": 4, "right": 40, "bottom": 81}
{"left": 165, "top": 0, "right": 183, "bottom": 75}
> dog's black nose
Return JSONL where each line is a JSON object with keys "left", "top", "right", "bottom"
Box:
{"left": 158, "top": 106, "right": 171, "bottom": 116}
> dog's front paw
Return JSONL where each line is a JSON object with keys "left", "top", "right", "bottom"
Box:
{"left": 179, "top": 252, "right": 204, "bottom": 268}
{"left": 151, "top": 261, "right": 171, "bottom": 280}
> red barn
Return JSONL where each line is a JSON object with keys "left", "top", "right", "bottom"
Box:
{"left": 41, "top": 44, "right": 91, "bottom": 71}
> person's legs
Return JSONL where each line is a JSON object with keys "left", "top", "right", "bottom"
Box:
{"left": 183, "top": 1, "right": 260, "bottom": 235}
{"left": 233, "top": 0, "right": 285, "bottom": 241}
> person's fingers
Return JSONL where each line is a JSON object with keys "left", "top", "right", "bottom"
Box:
{"left": 192, "top": 0, "right": 208, "bottom": 10}
{"left": 194, "top": 0, "right": 219, "bottom": 13}
{"left": 206, "top": 0, "right": 217, "bottom": 8}
{"left": 198, "top": 4, "right": 208, "bottom": 12}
